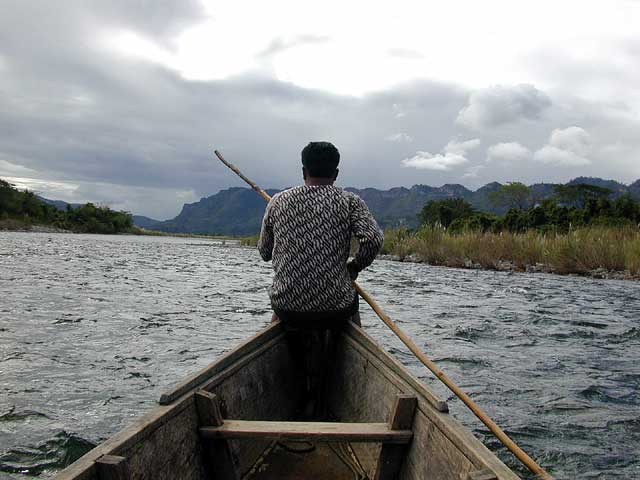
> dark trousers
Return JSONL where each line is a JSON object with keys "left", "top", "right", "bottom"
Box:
{"left": 277, "top": 313, "right": 361, "bottom": 420}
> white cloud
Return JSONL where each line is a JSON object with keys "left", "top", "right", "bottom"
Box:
{"left": 402, "top": 138, "right": 480, "bottom": 171}
{"left": 0, "top": 159, "right": 39, "bottom": 177}
{"left": 533, "top": 146, "right": 591, "bottom": 166}
{"left": 549, "top": 126, "right": 590, "bottom": 155}
{"left": 456, "top": 84, "right": 551, "bottom": 130}
{"left": 444, "top": 138, "right": 481, "bottom": 155}
{"left": 486, "top": 142, "right": 532, "bottom": 163}
{"left": 99, "top": 1, "right": 640, "bottom": 100}
{"left": 463, "top": 165, "right": 486, "bottom": 178}
{"left": 4, "top": 176, "right": 79, "bottom": 197}
{"left": 384, "top": 133, "right": 413, "bottom": 142}
{"left": 401, "top": 152, "right": 468, "bottom": 171}
{"left": 533, "top": 126, "right": 592, "bottom": 166}
{"left": 256, "top": 35, "right": 330, "bottom": 58}
{"left": 3, "top": 175, "right": 197, "bottom": 219}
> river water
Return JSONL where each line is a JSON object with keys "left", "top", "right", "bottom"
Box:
{"left": 0, "top": 232, "right": 638, "bottom": 479}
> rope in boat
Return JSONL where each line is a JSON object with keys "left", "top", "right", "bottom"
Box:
{"left": 214, "top": 149, "right": 554, "bottom": 480}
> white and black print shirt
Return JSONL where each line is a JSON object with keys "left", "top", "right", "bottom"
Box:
{"left": 258, "top": 185, "right": 383, "bottom": 314}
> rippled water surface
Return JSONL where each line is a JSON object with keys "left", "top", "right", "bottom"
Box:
{"left": 1, "top": 232, "right": 639, "bottom": 479}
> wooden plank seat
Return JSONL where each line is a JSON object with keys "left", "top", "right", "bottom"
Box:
{"left": 195, "top": 390, "right": 418, "bottom": 480}
{"left": 199, "top": 420, "right": 414, "bottom": 443}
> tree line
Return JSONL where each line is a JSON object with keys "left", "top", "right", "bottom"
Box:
{"left": 419, "top": 182, "right": 640, "bottom": 233}
{"left": 0, "top": 179, "right": 133, "bottom": 234}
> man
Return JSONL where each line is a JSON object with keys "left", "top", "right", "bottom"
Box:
{"left": 257, "top": 141, "right": 383, "bottom": 417}
{"left": 258, "top": 141, "right": 383, "bottom": 325}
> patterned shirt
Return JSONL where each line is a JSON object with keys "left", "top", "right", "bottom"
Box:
{"left": 258, "top": 185, "right": 383, "bottom": 313}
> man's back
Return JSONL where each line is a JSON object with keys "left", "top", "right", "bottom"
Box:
{"left": 258, "top": 185, "right": 383, "bottom": 316}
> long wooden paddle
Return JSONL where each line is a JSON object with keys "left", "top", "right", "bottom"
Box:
{"left": 214, "top": 149, "right": 553, "bottom": 480}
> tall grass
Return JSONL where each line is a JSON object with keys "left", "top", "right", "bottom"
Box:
{"left": 382, "top": 226, "right": 640, "bottom": 276}
{"left": 240, "top": 234, "right": 259, "bottom": 246}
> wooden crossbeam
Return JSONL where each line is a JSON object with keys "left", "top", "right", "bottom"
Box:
{"left": 199, "top": 420, "right": 413, "bottom": 444}
{"left": 195, "top": 390, "right": 238, "bottom": 480}
{"left": 375, "top": 394, "right": 418, "bottom": 480}
{"left": 95, "top": 455, "right": 129, "bottom": 480}
{"left": 467, "top": 468, "right": 498, "bottom": 480}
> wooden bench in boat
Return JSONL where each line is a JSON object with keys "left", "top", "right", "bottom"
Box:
{"left": 200, "top": 420, "right": 414, "bottom": 443}
{"left": 193, "top": 389, "right": 418, "bottom": 479}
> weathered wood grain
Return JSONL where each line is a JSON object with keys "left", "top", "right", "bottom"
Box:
{"left": 196, "top": 390, "right": 238, "bottom": 480}
{"left": 375, "top": 395, "right": 417, "bottom": 480}
{"left": 200, "top": 420, "right": 413, "bottom": 443}
{"left": 468, "top": 468, "right": 499, "bottom": 480}
{"left": 54, "top": 324, "right": 293, "bottom": 480}
{"left": 342, "top": 322, "right": 448, "bottom": 413}
{"left": 120, "top": 399, "right": 204, "bottom": 480}
{"left": 331, "top": 324, "right": 520, "bottom": 480}
{"left": 206, "top": 339, "right": 298, "bottom": 477}
{"left": 95, "top": 455, "right": 128, "bottom": 480}
{"left": 54, "top": 396, "right": 196, "bottom": 480}
{"left": 159, "top": 322, "right": 285, "bottom": 405}
{"left": 54, "top": 317, "right": 520, "bottom": 480}
{"left": 195, "top": 390, "right": 224, "bottom": 427}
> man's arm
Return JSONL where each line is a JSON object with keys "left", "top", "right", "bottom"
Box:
{"left": 348, "top": 195, "right": 384, "bottom": 277}
{"left": 257, "top": 199, "right": 275, "bottom": 261}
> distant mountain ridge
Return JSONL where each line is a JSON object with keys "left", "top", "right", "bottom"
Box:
{"left": 38, "top": 196, "right": 82, "bottom": 211}
{"left": 155, "top": 188, "right": 281, "bottom": 235}
{"left": 132, "top": 215, "right": 161, "bottom": 229}
{"left": 150, "top": 177, "right": 640, "bottom": 236}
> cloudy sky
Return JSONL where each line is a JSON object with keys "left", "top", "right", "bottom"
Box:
{"left": 1, "top": 0, "right": 639, "bottom": 219}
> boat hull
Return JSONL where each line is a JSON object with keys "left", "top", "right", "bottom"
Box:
{"left": 54, "top": 321, "right": 520, "bottom": 480}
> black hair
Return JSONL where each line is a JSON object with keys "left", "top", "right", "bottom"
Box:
{"left": 301, "top": 142, "right": 340, "bottom": 178}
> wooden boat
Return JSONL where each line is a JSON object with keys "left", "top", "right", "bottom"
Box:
{"left": 54, "top": 321, "right": 520, "bottom": 480}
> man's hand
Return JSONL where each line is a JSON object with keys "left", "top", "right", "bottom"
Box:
{"left": 347, "top": 260, "right": 359, "bottom": 281}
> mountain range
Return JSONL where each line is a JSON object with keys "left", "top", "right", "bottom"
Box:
{"left": 137, "top": 177, "right": 640, "bottom": 236}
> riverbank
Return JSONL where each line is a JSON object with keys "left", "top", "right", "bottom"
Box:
{"left": 4, "top": 223, "right": 638, "bottom": 280}
{"left": 131, "top": 227, "right": 241, "bottom": 242}
{"left": 0, "top": 219, "right": 72, "bottom": 233}
{"left": 0, "top": 221, "right": 242, "bottom": 242}
{"left": 381, "top": 226, "right": 640, "bottom": 281}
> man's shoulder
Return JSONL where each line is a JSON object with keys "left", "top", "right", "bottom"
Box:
{"left": 272, "top": 186, "right": 365, "bottom": 210}
{"left": 270, "top": 187, "right": 299, "bottom": 204}
{"left": 341, "top": 190, "right": 367, "bottom": 208}
{"left": 342, "top": 189, "right": 361, "bottom": 201}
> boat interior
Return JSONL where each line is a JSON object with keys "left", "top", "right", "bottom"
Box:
{"left": 54, "top": 321, "right": 519, "bottom": 480}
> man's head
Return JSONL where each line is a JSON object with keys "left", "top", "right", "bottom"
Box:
{"left": 301, "top": 142, "right": 340, "bottom": 182}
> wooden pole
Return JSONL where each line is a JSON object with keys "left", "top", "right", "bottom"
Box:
{"left": 213, "top": 148, "right": 554, "bottom": 480}
{"left": 354, "top": 285, "right": 553, "bottom": 480}
{"left": 215, "top": 150, "right": 271, "bottom": 202}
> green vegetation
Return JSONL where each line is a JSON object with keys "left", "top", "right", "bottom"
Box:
{"left": 385, "top": 184, "right": 640, "bottom": 277}
{"left": 382, "top": 226, "right": 640, "bottom": 276}
{"left": 240, "top": 233, "right": 259, "bottom": 246}
{"left": 0, "top": 179, "right": 133, "bottom": 234}
{"left": 419, "top": 183, "right": 639, "bottom": 234}
{"left": 419, "top": 198, "right": 476, "bottom": 229}
{"left": 488, "top": 181, "right": 532, "bottom": 210}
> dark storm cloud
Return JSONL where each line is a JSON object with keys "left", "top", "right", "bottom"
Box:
{"left": 0, "top": 1, "right": 471, "bottom": 217}
{"left": 456, "top": 84, "right": 552, "bottom": 130}
{"left": 0, "top": 0, "right": 204, "bottom": 48}
{"left": 1, "top": 1, "right": 639, "bottom": 218}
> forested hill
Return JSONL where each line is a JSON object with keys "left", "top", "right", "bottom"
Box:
{"left": 147, "top": 177, "right": 640, "bottom": 236}
{"left": 0, "top": 179, "right": 133, "bottom": 233}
